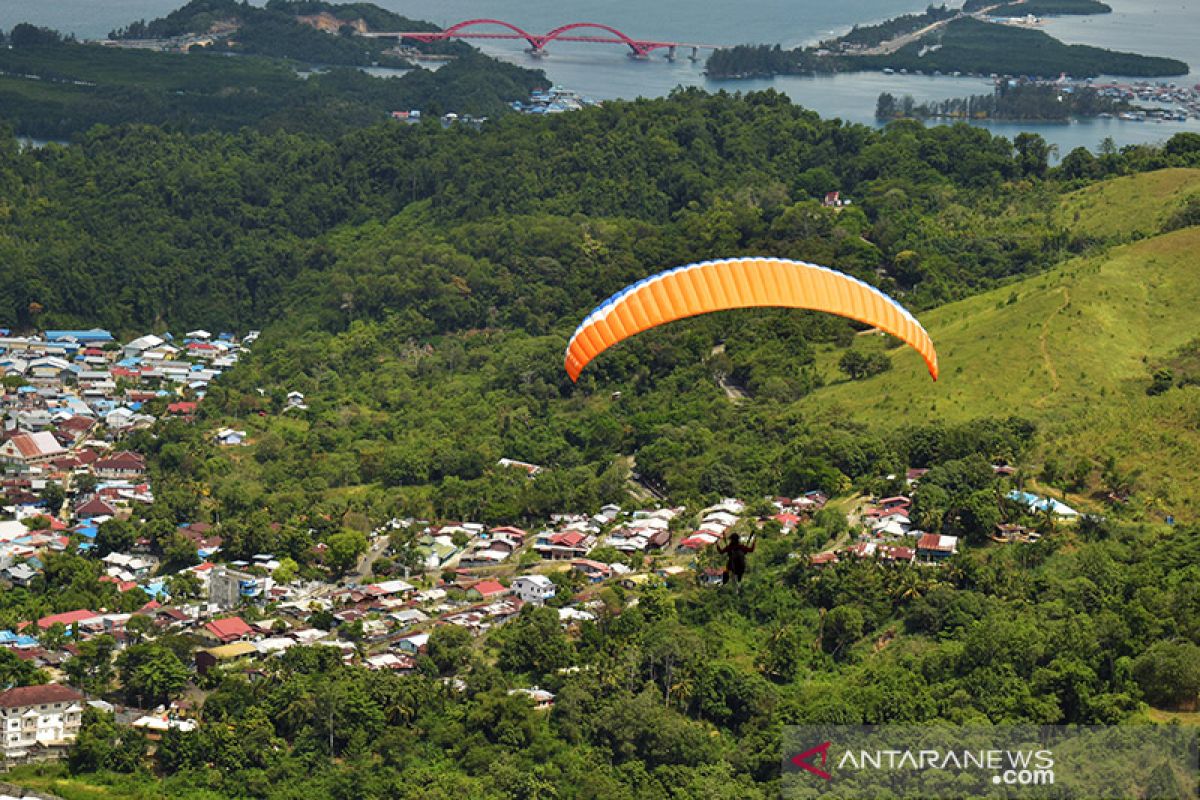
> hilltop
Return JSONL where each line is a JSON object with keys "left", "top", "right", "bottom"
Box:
{"left": 799, "top": 169, "right": 1200, "bottom": 517}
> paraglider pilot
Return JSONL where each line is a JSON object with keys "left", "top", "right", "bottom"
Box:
{"left": 717, "top": 532, "right": 755, "bottom": 586}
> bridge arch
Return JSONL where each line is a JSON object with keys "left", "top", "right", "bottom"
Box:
{"left": 539, "top": 22, "right": 655, "bottom": 56}
{"left": 440, "top": 18, "right": 543, "bottom": 51}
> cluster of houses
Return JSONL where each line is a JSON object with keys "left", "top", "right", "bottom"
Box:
{"left": 810, "top": 492, "right": 959, "bottom": 567}
{"left": 511, "top": 87, "right": 601, "bottom": 115}
{"left": 0, "top": 328, "right": 260, "bottom": 591}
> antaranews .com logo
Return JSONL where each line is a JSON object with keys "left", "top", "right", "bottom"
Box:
{"left": 782, "top": 725, "right": 1197, "bottom": 799}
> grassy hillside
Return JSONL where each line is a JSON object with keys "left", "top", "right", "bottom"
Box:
{"left": 801, "top": 177, "right": 1200, "bottom": 517}
{"left": 1056, "top": 167, "right": 1200, "bottom": 239}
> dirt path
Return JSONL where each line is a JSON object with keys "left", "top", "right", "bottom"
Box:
{"left": 1038, "top": 287, "right": 1071, "bottom": 397}
{"left": 711, "top": 344, "right": 750, "bottom": 403}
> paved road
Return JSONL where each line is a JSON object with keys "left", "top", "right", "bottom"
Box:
{"left": 857, "top": 1, "right": 1021, "bottom": 56}
{"left": 353, "top": 534, "right": 393, "bottom": 583}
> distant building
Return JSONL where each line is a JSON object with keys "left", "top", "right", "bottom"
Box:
{"left": 203, "top": 616, "right": 253, "bottom": 645}
{"left": 511, "top": 575, "right": 556, "bottom": 606}
{"left": 916, "top": 533, "right": 958, "bottom": 560}
{"left": 0, "top": 432, "right": 67, "bottom": 467}
{"left": 208, "top": 565, "right": 262, "bottom": 609}
{"left": 0, "top": 683, "right": 85, "bottom": 760}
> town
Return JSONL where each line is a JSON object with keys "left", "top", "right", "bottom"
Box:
{"left": 0, "top": 328, "right": 1085, "bottom": 765}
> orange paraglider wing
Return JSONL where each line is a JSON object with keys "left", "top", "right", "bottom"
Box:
{"left": 564, "top": 257, "right": 938, "bottom": 382}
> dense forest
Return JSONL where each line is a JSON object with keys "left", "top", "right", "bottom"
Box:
{"left": 706, "top": 14, "right": 1187, "bottom": 79}
{"left": 876, "top": 83, "right": 1130, "bottom": 121}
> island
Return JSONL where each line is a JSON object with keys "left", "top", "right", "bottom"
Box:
{"left": 875, "top": 81, "right": 1131, "bottom": 121}
{"left": 964, "top": 0, "right": 1112, "bottom": 16}
{"left": 706, "top": 4, "right": 1188, "bottom": 79}
{"left": 0, "top": 1, "right": 548, "bottom": 139}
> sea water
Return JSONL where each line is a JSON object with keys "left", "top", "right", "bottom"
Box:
{"left": 1, "top": 0, "right": 1196, "bottom": 153}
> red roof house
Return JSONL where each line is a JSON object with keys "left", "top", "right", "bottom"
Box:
{"left": 467, "top": 580, "right": 509, "bottom": 600}
{"left": 32, "top": 609, "right": 97, "bottom": 630}
{"left": 204, "top": 617, "right": 253, "bottom": 644}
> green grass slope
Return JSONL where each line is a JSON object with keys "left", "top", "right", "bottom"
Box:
{"left": 800, "top": 185, "right": 1200, "bottom": 516}
{"left": 1057, "top": 167, "right": 1200, "bottom": 239}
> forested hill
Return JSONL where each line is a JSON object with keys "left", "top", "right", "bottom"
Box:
{"left": 0, "top": 32, "right": 546, "bottom": 138}
{"left": 3, "top": 94, "right": 1200, "bottom": 520}
{"left": 5, "top": 95, "right": 1199, "bottom": 337}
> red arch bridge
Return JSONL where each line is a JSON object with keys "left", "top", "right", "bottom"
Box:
{"left": 361, "top": 19, "right": 717, "bottom": 60}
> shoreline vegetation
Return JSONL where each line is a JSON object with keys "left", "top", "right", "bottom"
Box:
{"left": 875, "top": 82, "right": 1131, "bottom": 122}
{"left": 705, "top": 4, "right": 1188, "bottom": 80}
{"left": 0, "top": 3, "right": 548, "bottom": 139}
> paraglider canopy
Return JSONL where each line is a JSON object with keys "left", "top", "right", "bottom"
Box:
{"left": 564, "top": 257, "right": 938, "bottom": 382}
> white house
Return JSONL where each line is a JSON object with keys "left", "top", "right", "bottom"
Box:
{"left": 214, "top": 428, "right": 247, "bottom": 446}
{"left": 0, "top": 683, "right": 85, "bottom": 759}
{"left": 122, "top": 334, "right": 164, "bottom": 360}
{"left": 511, "top": 574, "right": 556, "bottom": 606}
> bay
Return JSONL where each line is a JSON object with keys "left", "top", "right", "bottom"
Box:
{"left": 1, "top": 0, "right": 1195, "bottom": 153}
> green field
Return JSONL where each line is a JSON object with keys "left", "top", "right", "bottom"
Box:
{"left": 800, "top": 170, "right": 1200, "bottom": 517}
{"left": 1056, "top": 167, "right": 1200, "bottom": 239}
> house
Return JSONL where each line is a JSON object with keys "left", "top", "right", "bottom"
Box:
{"left": 878, "top": 496, "right": 911, "bottom": 512}
{"left": 54, "top": 416, "right": 96, "bottom": 442}
{"left": 467, "top": 580, "right": 509, "bottom": 601}
{"left": 213, "top": 428, "right": 247, "bottom": 446}
{"left": 511, "top": 575, "right": 556, "bottom": 606}
{"left": 488, "top": 526, "right": 528, "bottom": 544}
{"left": 122, "top": 334, "right": 164, "bottom": 360}
{"left": 508, "top": 686, "right": 555, "bottom": 711}
{"left": 74, "top": 496, "right": 117, "bottom": 520}
{"left": 2, "top": 563, "right": 38, "bottom": 587}
{"left": 364, "top": 652, "right": 416, "bottom": 672}
{"left": 570, "top": 559, "right": 612, "bottom": 583}
{"left": 678, "top": 532, "right": 721, "bottom": 551}
{"left": 496, "top": 458, "right": 542, "bottom": 477}
{"left": 699, "top": 567, "right": 725, "bottom": 586}
{"left": 916, "top": 533, "right": 958, "bottom": 561}
{"left": 285, "top": 392, "right": 307, "bottom": 410}
{"left": 534, "top": 530, "right": 591, "bottom": 560}
{"left": 208, "top": 565, "right": 261, "bottom": 608}
{"left": 204, "top": 616, "right": 253, "bottom": 644}
{"left": 993, "top": 523, "right": 1032, "bottom": 543}
{"left": 93, "top": 451, "right": 146, "bottom": 480}
{"left": 45, "top": 329, "right": 112, "bottom": 345}
{"left": 810, "top": 552, "right": 839, "bottom": 567}
{"left": 0, "top": 683, "right": 85, "bottom": 759}
{"left": 772, "top": 512, "right": 801, "bottom": 531}
{"left": 0, "top": 432, "right": 67, "bottom": 467}
{"left": 1006, "top": 491, "right": 1079, "bottom": 518}
{"left": 195, "top": 641, "right": 258, "bottom": 675}
{"left": 793, "top": 491, "right": 829, "bottom": 512}
{"left": 822, "top": 191, "right": 851, "bottom": 208}
{"left": 166, "top": 401, "right": 198, "bottom": 417}
{"left": 396, "top": 633, "right": 429, "bottom": 654}
{"left": 31, "top": 609, "right": 97, "bottom": 631}
{"left": 905, "top": 468, "right": 929, "bottom": 485}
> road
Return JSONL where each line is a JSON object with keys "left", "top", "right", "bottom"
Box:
{"left": 857, "top": 1, "right": 1022, "bottom": 56}
{"left": 710, "top": 344, "right": 750, "bottom": 404}
{"left": 353, "top": 534, "right": 393, "bottom": 583}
